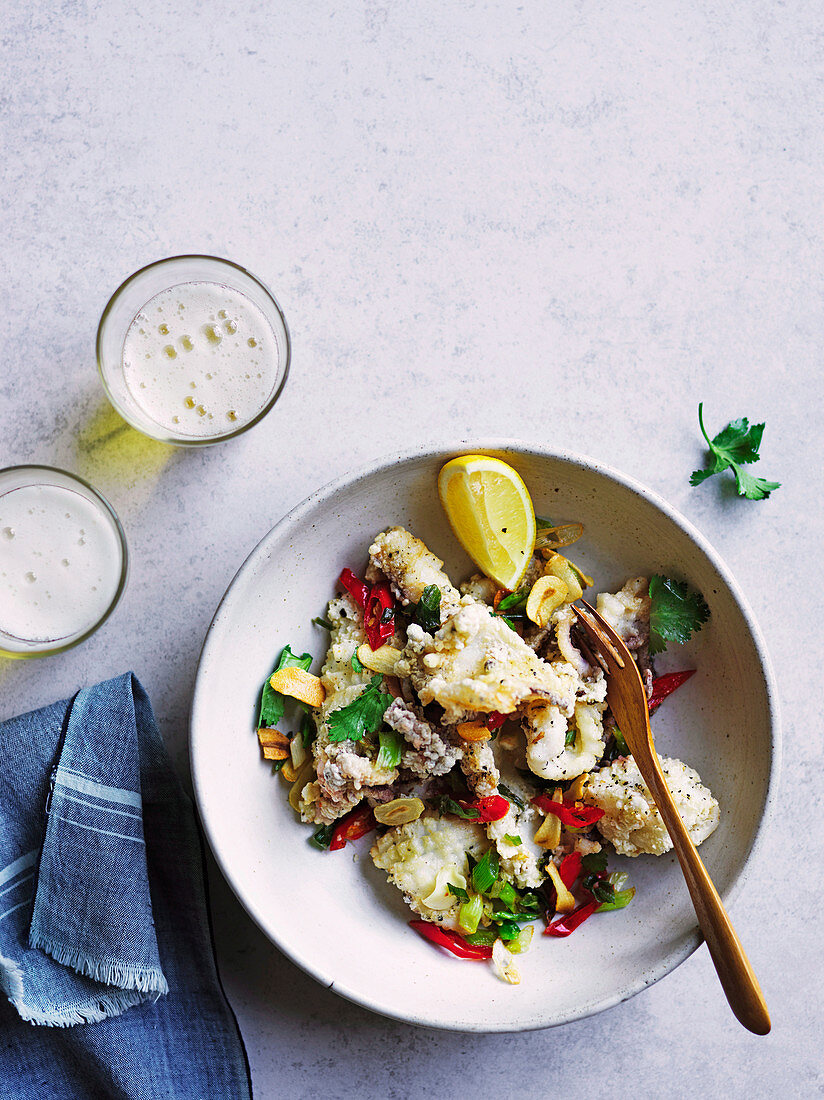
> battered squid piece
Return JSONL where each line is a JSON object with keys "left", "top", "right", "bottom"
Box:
{"left": 371, "top": 812, "right": 489, "bottom": 930}
{"left": 382, "top": 697, "right": 462, "bottom": 778}
{"left": 459, "top": 573, "right": 498, "bottom": 605}
{"left": 517, "top": 605, "right": 609, "bottom": 780}
{"left": 583, "top": 755, "right": 719, "bottom": 857}
{"left": 299, "top": 592, "right": 398, "bottom": 826}
{"left": 554, "top": 607, "right": 592, "bottom": 678}
{"left": 596, "top": 577, "right": 650, "bottom": 652}
{"left": 521, "top": 698, "right": 607, "bottom": 781}
{"left": 400, "top": 599, "right": 576, "bottom": 723}
{"left": 596, "top": 577, "right": 653, "bottom": 696}
{"left": 367, "top": 526, "right": 462, "bottom": 622}
{"left": 486, "top": 752, "right": 545, "bottom": 889}
{"left": 459, "top": 738, "right": 500, "bottom": 798}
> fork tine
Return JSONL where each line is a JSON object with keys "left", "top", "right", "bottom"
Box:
{"left": 580, "top": 600, "right": 630, "bottom": 655}
{"left": 572, "top": 604, "right": 625, "bottom": 669}
{"left": 570, "top": 622, "right": 608, "bottom": 675}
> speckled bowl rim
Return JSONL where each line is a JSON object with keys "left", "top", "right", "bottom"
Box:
{"left": 190, "top": 438, "right": 780, "bottom": 1032}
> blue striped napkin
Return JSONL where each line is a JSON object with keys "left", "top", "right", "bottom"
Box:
{"left": 0, "top": 673, "right": 252, "bottom": 1100}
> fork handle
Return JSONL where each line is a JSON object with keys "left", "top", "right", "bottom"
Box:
{"left": 642, "top": 765, "right": 771, "bottom": 1035}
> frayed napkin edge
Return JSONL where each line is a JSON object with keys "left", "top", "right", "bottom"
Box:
{"left": 28, "top": 930, "right": 169, "bottom": 997}
{"left": 1, "top": 950, "right": 154, "bottom": 1028}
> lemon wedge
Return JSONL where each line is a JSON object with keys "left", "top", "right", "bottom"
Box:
{"left": 438, "top": 455, "right": 536, "bottom": 590}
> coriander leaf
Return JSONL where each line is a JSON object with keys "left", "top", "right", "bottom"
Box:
{"left": 435, "top": 795, "right": 479, "bottom": 820}
{"left": 327, "top": 675, "right": 392, "bottom": 743}
{"left": 504, "top": 833, "right": 522, "bottom": 845}
{"left": 690, "top": 404, "right": 780, "bottom": 498}
{"left": 413, "top": 584, "right": 441, "bottom": 633}
{"left": 581, "top": 850, "right": 608, "bottom": 874}
{"left": 648, "top": 575, "right": 710, "bottom": 655}
{"left": 259, "top": 645, "right": 313, "bottom": 727}
{"left": 732, "top": 465, "right": 782, "bottom": 502}
{"left": 710, "top": 416, "right": 764, "bottom": 465}
{"left": 689, "top": 462, "right": 728, "bottom": 487}
{"left": 351, "top": 649, "right": 364, "bottom": 673}
{"left": 534, "top": 515, "right": 554, "bottom": 528}
{"left": 376, "top": 728, "right": 404, "bottom": 769}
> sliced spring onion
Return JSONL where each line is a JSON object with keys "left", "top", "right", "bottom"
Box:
{"left": 608, "top": 871, "right": 630, "bottom": 892}
{"left": 351, "top": 650, "right": 364, "bottom": 673}
{"left": 507, "top": 924, "right": 534, "bottom": 954}
{"left": 309, "top": 823, "right": 335, "bottom": 850}
{"left": 495, "top": 586, "right": 530, "bottom": 613}
{"left": 312, "top": 616, "right": 333, "bottom": 630}
{"left": 597, "top": 887, "right": 635, "bottom": 912}
{"left": 447, "top": 883, "right": 469, "bottom": 902}
{"left": 301, "top": 712, "right": 316, "bottom": 749}
{"left": 290, "top": 733, "right": 308, "bottom": 770}
{"left": 463, "top": 927, "right": 497, "bottom": 947}
{"left": 489, "top": 879, "right": 518, "bottom": 908}
{"left": 376, "top": 728, "right": 404, "bottom": 769}
{"left": 471, "top": 846, "right": 499, "bottom": 895}
{"left": 497, "top": 783, "right": 525, "bottom": 809}
{"left": 490, "top": 906, "right": 539, "bottom": 924}
{"left": 458, "top": 894, "right": 484, "bottom": 935}
{"left": 503, "top": 833, "right": 522, "bottom": 846}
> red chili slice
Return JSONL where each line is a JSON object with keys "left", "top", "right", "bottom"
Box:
{"left": 456, "top": 794, "right": 510, "bottom": 823}
{"left": 531, "top": 796, "right": 605, "bottom": 829}
{"left": 486, "top": 711, "right": 506, "bottom": 730}
{"left": 648, "top": 669, "right": 696, "bottom": 713}
{"left": 364, "top": 583, "right": 395, "bottom": 650}
{"left": 544, "top": 898, "right": 599, "bottom": 937}
{"left": 338, "top": 568, "right": 369, "bottom": 610}
{"left": 329, "top": 804, "right": 376, "bottom": 851}
{"left": 558, "top": 850, "right": 583, "bottom": 890}
{"left": 409, "top": 920, "right": 493, "bottom": 960}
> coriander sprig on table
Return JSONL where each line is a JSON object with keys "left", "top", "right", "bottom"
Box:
{"left": 690, "top": 403, "right": 780, "bottom": 500}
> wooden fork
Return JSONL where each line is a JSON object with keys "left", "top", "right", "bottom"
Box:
{"left": 573, "top": 600, "right": 771, "bottom": 1035}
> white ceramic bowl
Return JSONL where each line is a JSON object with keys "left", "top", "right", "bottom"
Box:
{"left": 190, "top": 441, "right": 778, "bottom": 1031}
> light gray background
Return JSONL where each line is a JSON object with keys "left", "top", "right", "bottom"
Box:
{"left": 2, "top": 2, "right": 822, "bottom": 1097}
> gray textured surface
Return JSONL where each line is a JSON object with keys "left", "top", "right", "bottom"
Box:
{"left": 1, "top": 1, "right": 822, "bottom": 1097}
